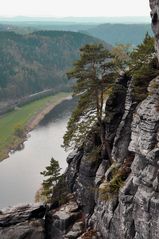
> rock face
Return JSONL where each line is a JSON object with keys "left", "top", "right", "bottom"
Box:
{"left": 90, "top": 77, "right": 159, "bottom": 239}
{"left": 0, "top": 204, "right": 46, "bottom": 239}
{"left": 63, "top": 74, "right": 159, "bottom": 239}
{"left": 45, "top": 196, "right": 84, "bottom": 239}
{"left": 66, "top": 74, "right": 130, "bottom": 217}
{"left": 150, "top": 0, "right": 159, "bottom": 60}
{"left": 0, "top": 199, "right": 85, "bottom": 239}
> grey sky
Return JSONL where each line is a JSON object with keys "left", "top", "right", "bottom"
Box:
{"left": 0, "top": 0, "right": 150, "bottom": 17}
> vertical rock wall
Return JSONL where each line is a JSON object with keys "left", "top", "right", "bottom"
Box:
{"left": 65, "top": 73, "right": 159, "bottom": 239}
{"left": 150, "top": 0, "right": 159, "bottom": 59}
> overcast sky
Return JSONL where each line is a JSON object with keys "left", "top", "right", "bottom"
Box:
{"left": 0, "top": 0, "right": 150, "bottom": 17}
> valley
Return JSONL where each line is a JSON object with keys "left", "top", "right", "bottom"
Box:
{"left": 0, "top": 92, "right": 70, "bottom": 160}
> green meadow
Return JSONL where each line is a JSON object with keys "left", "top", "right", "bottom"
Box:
{"left": 0, "top": 92, "right": 70, "bottom": 160}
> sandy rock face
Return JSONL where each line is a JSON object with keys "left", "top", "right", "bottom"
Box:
{"left": 150, "top": 0, "right": 159, "bottom": 60}
{"left": 0, "top": 204, "right": 46, "bottom": 239}
{"left": 64, "top": 74, "right": 159, "bottom": 238}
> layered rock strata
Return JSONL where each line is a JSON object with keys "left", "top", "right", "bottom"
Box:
{"left": 0, "top": 204, "right": 46, "bottom": 239}
{"left": 90, "top": 76, "right": 159, "bottom": 239}
{"left": 0, "top": 199, "right": 84, "bottom": 239}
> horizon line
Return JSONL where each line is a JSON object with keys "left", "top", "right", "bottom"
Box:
{"left": 0, "top": 15, "right": 150, "bottom": 18}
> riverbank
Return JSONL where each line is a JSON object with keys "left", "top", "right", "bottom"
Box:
{"left": 0, "top": 92, "right": 71, "bottom": 161}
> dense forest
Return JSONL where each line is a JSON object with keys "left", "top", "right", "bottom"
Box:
{"left": 0, "top": 30, "right": 104, "bottom": 101}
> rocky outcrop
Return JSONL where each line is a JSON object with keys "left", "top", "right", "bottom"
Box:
{"left": 0, "top": 204, "right": 46, "bottom": 239}
{"left": 89, "top": 76, "right": 159, "bottom": 239}
{"left": 66, "top": 74, "right": 130, "bottom": 217}
{"left": 64, "top": 74, "right": 159, "bottom": 238}
{"left": 45, "top": 196, "right": 84, "bottom": 239}
{"left": 150, "top": 0, "right": 159, "bottom": 60}
{"left": 61, "top": 74, "right": 133, "bottom": 239}
{"left": 0, "top": 199, "right": 85, "bottom": 239}
{"left": 111, "top": 77, "right": 136, "bottom": 163}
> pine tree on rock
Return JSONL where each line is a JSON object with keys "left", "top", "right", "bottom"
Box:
{"left": 64, "top": 43, "right": 116, "bottom": 164}
{"left": 40, "top": 157, "right": 61, "bottom": 203}
{"left": 128, "top": 33, "right": 158, "bottom": 101}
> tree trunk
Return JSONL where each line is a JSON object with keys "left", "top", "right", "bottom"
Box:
{"left": 99, "top": 120, "right": 113, "bottom": 165}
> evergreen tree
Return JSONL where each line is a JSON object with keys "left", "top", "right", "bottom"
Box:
{"left": 128, "top": 33, "right": 158, "bottom": 101}
{"left": 40, "top": 157, "right": 61, "bottom": 203}
{"left": 111, "top": 44, "right": 131, "bottom": 72}
{"left": 64, "top": 44, "right": 116, "bottom": 164}
{"left": 129, "top": 33, "right": 156, "bottom": 78}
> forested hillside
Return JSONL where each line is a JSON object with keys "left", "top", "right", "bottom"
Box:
{"left": 83, "top": 23, "right": 153, "bottom": 45}
{"left": 0, "top": 31, "right": 104, "bottom": 101}
{"left": 0, "top": 22, "right": 152, "bottom": 46}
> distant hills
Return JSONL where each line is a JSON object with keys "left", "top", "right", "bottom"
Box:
{"left": 0, "top": 16, "right": 150, "bottom": 24}
{"left": 0, "top": 31, "right": 105, "bottom": 101}
{"left": 0, "top": 17, "right": 153, "bottom": 102}
{"left": 83, "top": 23, "right": 153, "bottom": 45}
{"left": 0, "top": 20, "right": 152, "bottom": 46}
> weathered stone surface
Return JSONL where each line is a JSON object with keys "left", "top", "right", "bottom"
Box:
{"left": 65, "top": 221, "right": 84, "bottom": 238}
{"left": 104, "top": 74, "right": 130, "bottom": 142}
{"left": 95, "top": 160, "right": 109, "bottom": 186}
{"left": 129, "top": 77, "right": 159, "bottom": 155}
{"left": 66, "top": 149, "right": 83, "bottom": 192}
{"left": 0, "top": 203, "right": 84, "bottom": 239}
{"left": 150, "top": 0, "right": 159, "bottom": 60}
{"left": 64, "top": 53, "right": 159, "bottom": 238}
{"left": 89, "top": 78, "right": 159, "bottom": 238}
{"left": 0, "top": 219, "right": 45, "bottom": 239}
{"left": 0, "top": 204, "right": 46, "bottom": 239}
{"left": 0, "top": 204, "right": 46, "bottom": 227}
{"left": 112, "top": 78, "right": 136, "bottom": 163}
{"left": 66, "top": 150, "right": 79, "bottom": 164}
{"left": 45, "top": 198, "right": 82, "bottom": 239}
{"left": 66, "top": 74, "right": 130, "bottom": 216}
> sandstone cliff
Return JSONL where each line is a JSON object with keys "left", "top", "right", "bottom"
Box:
{"left": 64, "top": 74, "right": 159, "bottom": 239}
{"left": 150, "top": 0, "right": 159, "bottom": 60}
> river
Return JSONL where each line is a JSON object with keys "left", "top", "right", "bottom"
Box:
{"left": 0, "top": 99, "right": 76, "bottom": 209}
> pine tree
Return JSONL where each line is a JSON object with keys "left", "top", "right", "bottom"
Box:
{"left": 129, "top": 33, "right": 156, "bottom": 78}
{"left": 40, "top": 157, "right": 61, "bottom": 203}
{"left": 128, "top": 33, "right": 158, "bottom": 101}
{"left": 111, "top": 44, "right": 131, "bottom": 72}
{"left": 64, "top": 44, "right": 116, "bottom": 163}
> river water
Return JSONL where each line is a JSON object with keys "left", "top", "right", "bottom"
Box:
{"left": 0, "top": 99, "right": 76, "bottom": 209}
